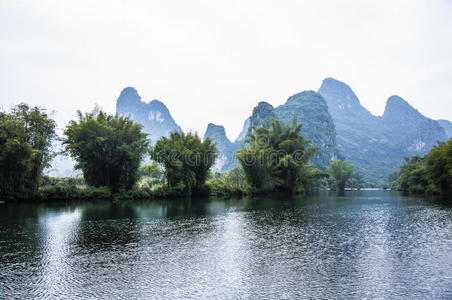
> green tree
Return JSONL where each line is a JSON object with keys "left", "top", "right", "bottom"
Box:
{"left": 140, "top": 162, "right": 165, "bottom": 187}
{"left": 63, "top": 109, "right": 149, "bottom": 192}
{"left": 425, "top": 139, "right": 452, "bottom": 194}
{"left": 387, "top": 170, "right": 400, "bottom": 189}
{"left": 0, "top": 103, "right": 56, "bottom": 200}
{"left": 236, "top": 118, "right": 325, "bottom": 194}
{"left": 328, "top": 160, "right": 354, "bottom": 191}
{"left": 151, "top": 131, "right": 217, "bottom": 195}
{"left": 398, "top": 155, "right": 429, "bottom": 194}
{"left": 349, "top": 172, "right": 366, "bottom": 189}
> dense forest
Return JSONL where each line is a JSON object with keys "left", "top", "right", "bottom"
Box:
{"left": 1, "top": 103, "right": 451, "bottom": 202}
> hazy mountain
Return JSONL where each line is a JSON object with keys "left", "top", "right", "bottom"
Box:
{"left": 318, "top": 77, "right": 448, "bottom": 182}
{"left": 203, "top": 123, "right": 241, "bottom": 171}
{"left": 45, "top": 140, "right": 79, "bottom": 177}
{"left": 116, "top": 87, "right": 181, "bottom": 143}
{"left": 274, "top": 91, "right": 341, "bottom": 168}
{"left": 235, "top": 118, "right": 250, "bottom": 143}
{"left": 438, "top": 119, "right": 452, "bottom": 139}
{"left": 234, "top": 91, "right": 340, "bottom": 170}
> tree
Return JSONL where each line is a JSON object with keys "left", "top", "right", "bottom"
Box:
{"left": 236, "top": 118, "right": 325, "bottom": 194}
{"left": 425, "top": 139, "right": 452, "bottom": 194}
{"left": 328, "top": 160, "right": 354, "bottom": 192}
{"left": 140, "top": 162, "right": 165, "bottom": 187}
{"left": 398, "top": 155, "right": 429, "bottom": 194}
{"left": 63, "top": 109, "right": 149, "bottom": 192}
{"left": 387, "top": 170, "right": 400, "bottom": 189}
{"left": 0, "top": 103, "right": 56, "bottom": 200}
{"left": 151, "top": 131, "right": 217, "bottom": 195}
{"left": 349, "top": 172, "right": 366, "bottom": 189}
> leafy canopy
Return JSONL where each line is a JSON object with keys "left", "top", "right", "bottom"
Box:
{"left": 63, "top": 109, "right": 149, "bottom": 192}
{"left": 0, "top": 103, "right": 56, "bottom": 200}
{"left": 151, "top": 131, "right": 217, "bottom": 195}
{"left": 236, "top": 118, "right": 325, "bottom": 194}
{"left": 397, "top": 139, "right": 452, "bottom": 196}
{"left": 328, "top": 160, "right": 354, "bottom": 191}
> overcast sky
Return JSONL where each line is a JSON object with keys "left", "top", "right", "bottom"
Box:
{"left": 1, "top": 0, "right": 451, "bottom": 140}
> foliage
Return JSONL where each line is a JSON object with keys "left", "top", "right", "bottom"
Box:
{"left": 328, "top": 160, "right": 354, "bottom": 191}
{"left": 151, "top": 131, "right": 218, "bottom": 195}
{"left": 140, "top": 162, "right": 165, "bottom": 187}
{"left": 398, "top": 155, "right": 431, "bottom": 194}
{"left": 396, "top": 139, "right": 452, "bottom": 195}
{"left": 348, "top": 172, "right": 366, "bottom": 189}
{"left": 425, "top": 139, "right": 452, "bottom": 194}
{"left": 63, "top": 108, "right": 149, "bottom": 192}
{"left": 243, "top": 92, "right": 341, "bottom": 171}
{"left": 38, "top": 184, "right": 112, "bottom": 201}
{"left": 40, "top": 175, "right": 85, "bottom": 187}
{"left": 387, "top": 170, "right": 400, "bottom": 189}
{"left": 208, "top": 168, "right": 249, "bottom": 196}
{"left": 274, "top": 91, "right": 341, "bottom": 170}
{"left": 0, "top": 103, "right": 56, "bottom": 200}
{"left": 236, "top": 119, "right": 326, "bottom": 194}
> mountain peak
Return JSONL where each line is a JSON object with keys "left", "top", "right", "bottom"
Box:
{"left": 318, "top": 78, "right": 361, "bottom": 107}
{"left": 115, "top": 87, "right": 181, "bottom": 142}
{"left": 118, "top": 87, "right": 140, "bottom": 101}
{"left": 287, "top": 90, "right": 325, "bottom": 105}
{"left": 204, "top": 123, "right": 227, "bottom": 141}
{"left": 203, "top": 123, "right": 239, "bottom": 171}
{"left": 148, "top": 99, "right": 170, "bottom": 113}
{"left": 383, "top": 95, "right": 419, "bottom": 118}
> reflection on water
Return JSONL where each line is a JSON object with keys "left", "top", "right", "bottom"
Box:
{"left": 0, "top": 191, "right": 451, "bottom": 299}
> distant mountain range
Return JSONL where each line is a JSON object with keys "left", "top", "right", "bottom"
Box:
{"left": 318, "top": 78, "right": 448, "bottom": 182}
{"left": 48, "top": 80, "right": 451, "bottom": 181}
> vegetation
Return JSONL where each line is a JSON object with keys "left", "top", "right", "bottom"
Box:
{"left": 151, "top": 131, "right": 217, "bottom": 196}
{"left": 245, "top": 92, "right": 340, "bottom": 171}
{"left": 425, "top": 139, "right": 452, "bottom": 194}
{"left": 208, "top": 167, "right": 249, "bottom": 197}
{"left": 2, "top": 100, "right": 450, "bottom": 203}
{"left": 40, "top": 175, "right": 85, "bottom": 187}
{"left": 396, "top": 139, "right": 452, "bottom": 196}
{"left": 140, "top": 162, "right": 165, "bottom": 187}
{"left": 236, "top": 119, "right": 326, "bottom": 194}
{"left": 328, "top": 160, "right": 354, "bottom": 191}
{"left": 397, "top": 155, "right": 430, "bottom": 194}
{"left": 63, "top": 108, "right": 149, "bottom": 193}
{"left": 0, "top": 103, "right": 56, "bottom": 200}
{"left": 348, "top": 172, "right": 366, "bottom": 189}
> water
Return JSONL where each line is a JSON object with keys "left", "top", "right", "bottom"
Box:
{"left": 0, "top": 191, "right": 451, "bottom": 299}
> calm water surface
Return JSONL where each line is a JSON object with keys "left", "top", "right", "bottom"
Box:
{"left": 0, "top": 191, "right": 451, "bottom": 299}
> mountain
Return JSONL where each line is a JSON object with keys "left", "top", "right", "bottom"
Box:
{"left": 273, "top": 91, "right": 341, "bottom": 168}
{"left": 438, "top": 119, "right": 452, "bottom": 139}
{"left": 116, "top": 87, "right": 181, "bottom": 143}
{"left": 318, "top": 77, "right": 448, "bottom": 182}
{"left": 203, "top": 123, "right": 241, "bottom": 171}
{"left": 234, "top": 91, "right": 340, "bottom": 170}
{"left": 235, "top": 117, "right": 250, "bottom": 142}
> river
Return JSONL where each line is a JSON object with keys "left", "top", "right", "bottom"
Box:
{"left": 0, "top": 191, "right": 451, "bottom": 299}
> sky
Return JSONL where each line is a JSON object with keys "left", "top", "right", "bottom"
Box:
{"left": 1, "top": 0, "right": 451, "bottom": 141}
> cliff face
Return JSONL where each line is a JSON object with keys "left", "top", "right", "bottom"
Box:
{"left": 437, "top": 119, "right": 452, "bottom": 139}
{"left": 116, "top": 87, "right": 181, "bottom": 143}
{"left": 318, "top": 78, "right": 448, "bottom": 182}
{"left": 203, "top": 123, "right": 240, "bottom": 171}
